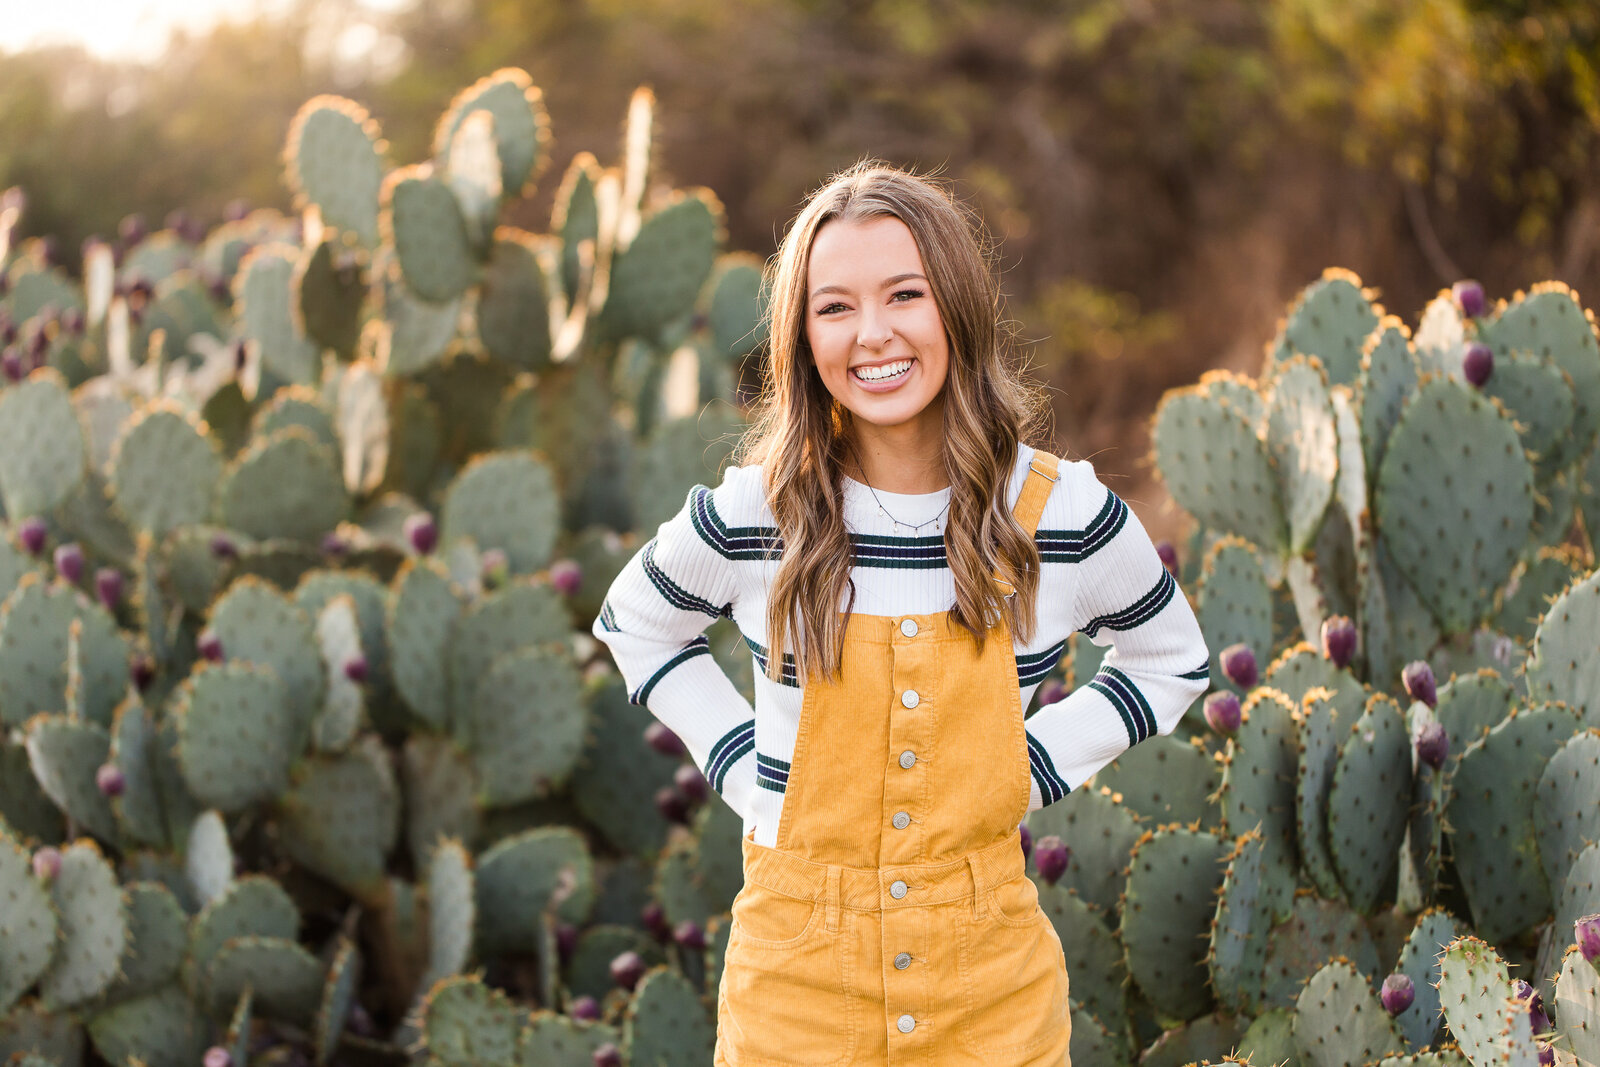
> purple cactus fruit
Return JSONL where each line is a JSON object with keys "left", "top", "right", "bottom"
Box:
{"left": 1414, "top": 721, "right": 1449, "bottom": 770}
{"left": 592, "top": 1044, "right": 623, "bottom": 1067}
{"left": 1577, "top": 913, "right": 1600, "bottom": 963}
{"left": 1219, "top": 643, "right": 1258, "bottom": 690}
{"left": 1319, "top": 614, "right": 1357, "bottom": 668}
{"left": 550, "top": 558, "right": 582, "bottom": 597}
{"left": 207, "top": 274, "right": 232, "bottom": 305}
{"left": 654, "top": 785, "right": 690, "bottom": 825}
{"left": 1034, "top": 834, "right": 1070, "bottom": 886}
{"left": 95, "top": 567, "right": 123, "bottom": 611}
{"left": 203, "top": 1047, "right": 233, "bottom": 1067}
{"left": 555, "top": 921, "right": 579, "bottom": 964}
{"left": 1, "top": 347, "right": 22, "bottom": 382}
{"left": 197, "top": 630, "right": 225, "bottom": 662}
{"left": 674, "top": 763, "right": 708, "bottom": 805}
{"left": 481, "top": 547, "right": 509, "bottom": 589}
{"left": 60, "top": 307, "right": 84, "bottom": 337}
{"left": 1204, "top": 691, "right": 1243, "bottom": 737}
{"left": 1380, "top": 973, "right": 1415, "bottom": 1015}
{"left": 1538, "top": 1044, "right": 1554, "bottom": 1065}
{"left": 129, "top": 652, "right": 156, "bottom": 692}
{"left": 18, "top": 516, "right": 48, "bottom": 556}
{"left": 1513, "top": 979, "right": 1548, "bottom": 1025}
{"left": 1037, "top": 678, "right": 1068, "bottom": 706}
{"left": 404, "top": 512, "right": 438, "bottom": 555}
{"left": 674, "top": 920, "right": 706, "bottom": 951}
{"left": 641, "top": 901, "right": 671, "bottom": 941}
{"left": 118, "top": 213, "right": 148, "bottom": 248}
{"left": 644, "top": 721, "right": 687, "bottom": 758}
{"left": 96, "top": 762, "right": 126, "bottom": 797}
{"left": 346, "top": 1002, "right": 375, "bottom": 1037}
{"left": 1155, "top": 540, "right": 1179, "bottom": 576}
{"left": 209, "top": 532, "right": 238, "bottom": 560}
{"left": 320, "top": 531, "right": 349, "bottom": 557}
{"left": 1452, "top": 280, "right": 1487, "bottom": 319}
{"left": 1019, "top": 822, "right": 1033, "bottom": 863}
{"left": 569, "top": 994, "right": 601, "bottom": 1022}
{"left": 343, "top": 656, "right": 368, "bottom": 683}
{"left": 32, "top": 846, "right": 61, "bottom": 880}
{"left": 609, "top": 950, "right": 647, "bottom": 991}
{"left": 1402, "top": 661, "right": 1438, "bottom": 709}
{"left": 1463, "top": 342, "right": 1494, "bottom": 387}
{"left": 54, "top": 542, "right": 84, "bottom": 584}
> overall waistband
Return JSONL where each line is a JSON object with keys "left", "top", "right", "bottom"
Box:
{"left": 739, "top": 829, "right": 1027, "bottom": 929}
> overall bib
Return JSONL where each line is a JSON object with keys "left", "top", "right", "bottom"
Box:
{"left": 715, "top": 451, "right": 1072, "bottom": 1066}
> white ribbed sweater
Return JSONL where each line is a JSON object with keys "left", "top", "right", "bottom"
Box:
{"left": 591, "top": 444, "right": 1210, "bottom": 848}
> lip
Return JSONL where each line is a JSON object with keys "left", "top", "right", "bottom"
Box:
{"left": 850, "top": 357, "right": 916, "bottom": 393}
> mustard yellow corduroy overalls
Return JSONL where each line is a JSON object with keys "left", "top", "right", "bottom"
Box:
{"left": 715, "top": 451, "right": 1071, "bottom": 1066}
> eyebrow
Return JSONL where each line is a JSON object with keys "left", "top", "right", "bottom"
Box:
{"left": 808, "top": 273, "right": 928, "bottom": 300}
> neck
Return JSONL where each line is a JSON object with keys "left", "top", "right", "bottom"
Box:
{"left": 844, "top": 410, "right": 948, "bottom": 494}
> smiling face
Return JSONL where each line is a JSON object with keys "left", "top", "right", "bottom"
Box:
{"left": 804, "top": 214, "right": 951, "bottom": 442}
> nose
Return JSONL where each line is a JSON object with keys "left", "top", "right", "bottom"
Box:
{"left": 857, "top": 305, "right": 894, "bottom": 350}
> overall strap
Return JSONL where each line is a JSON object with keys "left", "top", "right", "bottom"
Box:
{"left": 992, "top": 449, "right": 1061, "bottom": 598}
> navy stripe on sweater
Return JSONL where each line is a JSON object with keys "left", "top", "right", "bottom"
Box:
{"left": 1081, "top": 569, "right": 1176, "bottom": 638}
{"left": 629, "top": 637, "right": 711, "bottom": 707}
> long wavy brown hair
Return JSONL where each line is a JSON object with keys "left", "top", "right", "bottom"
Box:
{"left": 737, "top": 160, "right": 1051, "bottom": 684}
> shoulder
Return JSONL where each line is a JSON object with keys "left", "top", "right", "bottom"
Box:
{"left": 676, "top": 462, "right": 779, "bottom": 561}
{"left": 700, "top": 462, "right": 774, "bottom": 526}
{"left": 1015, "top": 446, "right": 1115, "bottom": 530}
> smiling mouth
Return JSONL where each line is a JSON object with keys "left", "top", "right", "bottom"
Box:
{"left": 852, "top": 359, "right": 913, "bottom": 383}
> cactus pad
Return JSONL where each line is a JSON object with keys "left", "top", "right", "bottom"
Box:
{"left": 1540, "top": 843, "right": 1600, "bottom": 1001}
{"left": 1391, "top": 908, "right": 1460, "bottom": 1051}
{"left": 476, "top": 231, "right": 552, "bottom": 370}
{"left": 603, "top": 192, "right": 722, "bottom": 341}
{"left": 236, "top": 245, "right": 321, "bottom": 383}
{"left": 1272, "top": 269, "right": 1380, "bottom": 386}
{"left": 1261, "top": 893, "right": 1381, "bottom": 1010}
{"left": 1375, "top": 379, "right": 1536, "bottom": 633}
{"left": 467, "top": 645, "right": 585, "bottom": 806}
{"left": 107, "top": 882, "right": 187, "bottom": 995}
{"left": 708, "top": 254, "right": 767, "bottom": 360}
{"left": 387, "top": 559, "right": 460, "bottom": 729}
{"left": 1554, "top": 945, "right": 1600, "bottom": 1066}
{"left": 476, "top": 827, "right": 594, "bottom": 946}
{"left": 275, "top": 738, "right": 399, "bottom": 903}
{"left": 218, "top": 427, "right": 349, "bottom": 543}
{"left": 572, "top": 676, "right": 678, "bottom": 857}
{"left": 434, "top": 69, "right": 549, "bottom": 197}
{"left": 520, "top": 1012, "right": 622, "bottom": 1064}
{"left": 1152, "top": 388, "right": 1287, "bottom": 555}
{"left": 312, "top": 594, "right": 364, "bottom": 751}
{"left": 447, "top": 577, "right": 567, "bottom": 724}
{"left": 1482, "top": 283, "right": 1600, "bottom": 471}
{"left": 107, "top": 405, "right": 222, "bottom": 537}
{"left": 1024, "top": 784, "right": 1141, "bottom": 920}
{"left": 24, "top": 714, "right": 119, "bottom": 846}
{"left": 1436, "top": 936, "right": 1519, "bottom": 1062}
{"left": 294, "top": 238, "right": 367, "bottom": 358}
{"left": 184, "top": 809, "right": 233, "bottom": 906}
{"left": 1534, "top": 730, "right": 1600, "bottom": 894}
{"left": 313, "top": 936, "right": 360, "bottom": 1065}
{"left": 563, "top": 924, "right": 663, "bottom": 1001}
{"left": 443, "top": 110, "right": 502, "bottom": 250}
{"left": 1447, "top": 703, "right": 1582, "bottom": 944}
{"left": 1435, "top": 669, "right": 1515, "bottom": 761}
{"left": 1484, "top": 350, "right": 1577, "bottom": 475}
{"left": 173, "top": 662, "right": 295, "bottom": 811}
{"left": 623, "top": 967, "right": 716, "bottom": 1067}
{"left": 206, "top": 934, "right": 323, "bottom": 1024}
{"left": 297, "top": 570, "right": 390, "bottom": 700}
{"left": 401, "top": 734, "right": 481, "bottom": 867}
{"left": 286, "top": 96, "right": 385, "bottom": 247}
{"left": 1359, "top": 320, "right": 1419, "bottom": 477}
{"left": 379, "top": 273, "right": 460, "bottom": 376}
{"left": 1037, "top": 883, "right": 1128, "bottom": 1035}
{"left": 423, "top": 838, "right": 475, "bottom": 987}
{"left": 382, "top": 165, "right": 477, "bottom": 304}
{"left": 1327, "top": 694, "right": 1412, "bottom": 912}
{"left": 207, "top": 577, "right": 323, "bottom": 740}
{"left": 1496, "top": 548, "right": 1585, "bottom": 642}
{"left": 1296, "top": 688, "right": 1345, "bottom": 901}
{"left": 1120, "top": 825, "right": 1229, "bottom": 1020}
{"left": 1208, "top": 830, "right": 1271, "bottom": 1015}
{"left": 418, "top": 973, "right": 521, "bottom": 1067}
{"left": 0, "top": 734, "right": 63, "bottom": 845}
{"left": 39, "top": 841, "right": 126, "bottom": 1010}
{"left": 1092, "top": 734, "right": 1220, "bottom": 829}
{"left": 1524, "top": 568, "right": 1600, "bottom": 726}
{"left": 0, "top": 831, "right": 59, "bottom": 1015}
{"left": 0, "top": 371, "right": 87, "bottom": 518}
{"left": 1198, "top": 536, "right": 1274, "bottom": 696}
{"left": 1267, "top": 356, "right": 1339, "bottom": 553}
{"left": 440, "top": 450, "right": 560, "bottom": 574}
{"left": 1294, "top": 958, "right": 1406, "bottom": 1067}
{"left": 1221, "top": 688, "right": 1300, "bottom": 922}
{"left": 84, "top": 984, "right": 205, "bottom": 1067}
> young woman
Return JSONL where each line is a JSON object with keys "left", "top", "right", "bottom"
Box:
{"left": 593, "top": 162, "right": 1209, "bottom": 1066}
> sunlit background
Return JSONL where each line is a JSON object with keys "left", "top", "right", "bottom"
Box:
{"left": 3, "top": 0, "right": 1599, "bottom": 524}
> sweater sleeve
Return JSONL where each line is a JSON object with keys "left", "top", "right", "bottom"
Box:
{"left": 1023, "top": 462, "right": 1210, "bottom": 811}
{"left": 590, "top": 466, "right": 761, "bottom": 822}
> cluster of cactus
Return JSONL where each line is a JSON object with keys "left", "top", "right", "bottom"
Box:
{"left": 0, "top": 69, "right": 764, "bottom": 1067}
{"left": 1008, "top": 270, "right": 1600, "bottom": 1065}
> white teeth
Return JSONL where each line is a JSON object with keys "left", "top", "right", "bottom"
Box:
{"left": 854, "top": 360, "right": 912, "bottom": 382}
